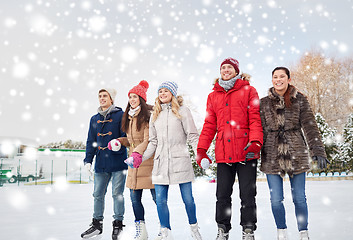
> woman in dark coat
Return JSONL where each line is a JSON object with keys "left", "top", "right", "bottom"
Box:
{"left": 260, "top": 67, "right": 329, "bottom": 240}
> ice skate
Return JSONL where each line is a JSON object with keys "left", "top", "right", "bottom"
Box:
{"left": 134, "top": 220, "right": 148, "bottom": 240}
{"left": 81, "top": 218, "right": 103, "bottom": 239}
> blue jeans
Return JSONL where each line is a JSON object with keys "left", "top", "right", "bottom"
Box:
{"left": 155, "top": 182, "right": 197, "bottom": 229}
{"left": 266, "top": 172, "right": 308, "bottom": 231}
{"left": 130, "top": 188, "right": 157, "bottom": 221}
{"left": 93, "top": 171, "right": 126, "bottom": 221}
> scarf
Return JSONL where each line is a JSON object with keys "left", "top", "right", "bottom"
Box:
{"left": 97, "top": 104, "right": 115, "bottom": 119}
{"left": 218, "top": 75, "right": 242, "bottom": 91}
{"left": 128, "top": 105, "right": 141, "bottom": 117}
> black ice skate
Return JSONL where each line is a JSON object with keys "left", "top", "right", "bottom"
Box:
{"left": 112, "top": 220, "right": 125, "bottom": 240}
{"left": 81, "top": 218, "right": 103, "bottom": 238}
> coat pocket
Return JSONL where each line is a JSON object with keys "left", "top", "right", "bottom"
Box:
{"left": 172, "top": 157, "right": 191, "bottom": 173}
{"left": 234, "top": 128, "right": 250, "bottom": 159}
{"left": 152, "top": 157, "right": 160, "bottom": 175}
{"left": 215, "top": 131, "right": 224, "bottom": 160}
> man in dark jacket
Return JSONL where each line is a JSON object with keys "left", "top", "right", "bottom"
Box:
{"left": 81, "top": 88, "right": 128, "bottom": 240}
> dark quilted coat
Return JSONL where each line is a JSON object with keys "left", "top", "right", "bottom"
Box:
{"left": 260, "top": 86, "right": 327, "bottom": 177}
{"left": 198, "top": 78, "right": 263, "bottom": 163}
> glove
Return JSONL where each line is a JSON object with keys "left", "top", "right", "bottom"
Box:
{"left": 85, "top": 163, "right": 93, "bottom": 176}
{"left": 196, "top": 148, "right": 212, "bottom": 169}
{"left": 312, "top": 156, "right": 330, "bottom": 169}
{"left": 108, "top": 139, "right": 121, "bottom": 151}
{"left": 124, "top": 152, "right": 143, "bottom": 168}
{"left": 243, "top": 141, "right": 262, "bottom": 160}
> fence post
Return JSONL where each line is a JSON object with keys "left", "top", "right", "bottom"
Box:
{"left": 0, "top": 158, "right": 3, "bottom": 187}
{"left": 66, "top": 160, "right": 68, "bottom": 182}
{"left": 51, "top": 159, "right": 53, "bottom": 185}
{"left": 18, "top": 159, "right": 21, "bottom": 186}
{"left": 35, "top": 159, "right": 37, "bottom": 186}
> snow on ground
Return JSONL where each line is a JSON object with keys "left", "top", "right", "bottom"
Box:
{"left": 1, "top": 179, "right": 352, "bottom": 240}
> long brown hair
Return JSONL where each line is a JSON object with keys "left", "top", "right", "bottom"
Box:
{"left": 272, "top": 66, "right": 293, "bottom": 108}
{"left": 121, "top": 96, "right": 153, "bottom": 132}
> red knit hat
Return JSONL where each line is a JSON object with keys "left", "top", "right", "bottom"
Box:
{"left": 128, "top": 80, "right": 149, "bottom": 102}
{"left": 220, "top": 57, "right": 240, "bottom": 73}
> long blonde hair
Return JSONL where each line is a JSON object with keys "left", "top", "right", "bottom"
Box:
{"left": 152, "top": 95, "right": 184, "bottom": 122}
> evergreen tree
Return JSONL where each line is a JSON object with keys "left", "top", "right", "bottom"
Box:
{"left": 315, "top": 113, "right": 339, "bottom": 172}
{"left": 341, "top": 114, "right": 353, "bottom": 172}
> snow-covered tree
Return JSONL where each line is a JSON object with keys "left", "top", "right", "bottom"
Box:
{"left": 337, "top": 114, "right": 353, "bottom": 172}
{"left": 189, "top": 139, "right": 217, "bottom": 177}
{"left": 315, "top": 113, "right": 339, "bottom": 172}
{"left": 39, "top": 140, "right": 86, "bottom": 150}
{"left": 291, "top": 49, "right": 352, "bottom": 132}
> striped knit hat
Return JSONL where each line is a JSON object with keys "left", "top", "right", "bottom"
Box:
{"left": 157, "top": 81, "right": 178, "bottom": 96}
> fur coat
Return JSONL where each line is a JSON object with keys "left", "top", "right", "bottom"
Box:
{"left": 260, "top": 86, "right": 326, "bottom": 177}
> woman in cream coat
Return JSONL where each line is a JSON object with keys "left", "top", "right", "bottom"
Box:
{"left": 141, "top": 81, "right": 202, "bottom": 240}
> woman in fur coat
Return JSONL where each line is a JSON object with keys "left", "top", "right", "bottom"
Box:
{"left": 260, "top": 67, "right": 329, "bottom": 240}
{"left": 108, "top": 80, "right": 157, "bottom": 240}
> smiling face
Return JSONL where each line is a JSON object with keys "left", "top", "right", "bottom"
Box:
{"left": 272, "top": 69, "right": 291, "bottom": 96}
{"left": 129, "top": 93, "right": 140, "bottom": 109}
{"left": 98, "top": 91, "right": 113, "bottom": 110}
{"left": 220, "top": 63, "right": 238, "bottom": 81}
{"left": 158, "top": 88, "right": 173, "bottom": 103}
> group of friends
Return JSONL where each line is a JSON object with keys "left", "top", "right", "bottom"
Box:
{"left": 81, "top": 57, "right": 329, "bottom": 240}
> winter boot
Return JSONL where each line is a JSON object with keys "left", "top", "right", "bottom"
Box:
{"left": 242, "top": 228, "right": 255, "bottom": 240}
{"left": 160, "top": 228, "right": 173, "bottom": 240}
{"left": 215, "top": 225, "right": 229, "bottom": 240}
{"left": 190, "top": 223, "right": 202, "bottom": 240}
{"left": 134, "top": 220, "right": 148, "bottom": 240}
{"left": 112, "top": 220, "right": 125, "bottom": 240}
{"left": 81, "top": 218, "right": 103, "bottom": 238}
{"left": 299, "top": 230, "right": 310, "bottom": 240}
{"left": 277, "top": 229, "right": 288, "bottom": 240}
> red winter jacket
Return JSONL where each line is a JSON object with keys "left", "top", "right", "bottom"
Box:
{"left": 198, "top": 78, "right": 263, "bottom": 163}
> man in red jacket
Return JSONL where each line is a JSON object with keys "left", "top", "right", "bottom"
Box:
{"left": 196, "top": 57, "right": 263, "bottom": 240}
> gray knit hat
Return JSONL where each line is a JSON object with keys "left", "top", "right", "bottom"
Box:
{"left": 99, "top": 88, "right": 117, "bottom": 103}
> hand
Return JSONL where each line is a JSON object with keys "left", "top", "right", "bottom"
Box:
{"left": 85, "top": 163, "right": 93, "bottom": 176}
{"left": 196, "top": 148, "right": 212, "bottom": 169}
{"left": 243, "top": 141, "right": 262, "bottom": 160}
{"left": 131, "top": 152, "right": 142, "bottom": 168}
{"left": 312, "top": 156, "right": 330, "bottom": 169}
{"left": 108, "top": 139, "right": 121, "bottom": 151}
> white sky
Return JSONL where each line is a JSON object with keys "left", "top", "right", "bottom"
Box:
{"left": 1, "top": 0, "right": 353, "bottom": 144}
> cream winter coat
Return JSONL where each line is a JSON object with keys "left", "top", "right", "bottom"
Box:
{"left": 143, "top": 103, "right": 199, "bottom": 185}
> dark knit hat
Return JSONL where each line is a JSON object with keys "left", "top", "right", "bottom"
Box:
{"left": 157, "top": 81, "right": 178, "bottom": 97}
{"left": 128, "top": 80, "right": 149, "bottom": 102}
{"left": 220, "top": 57, "right": 240, "bottom": 73}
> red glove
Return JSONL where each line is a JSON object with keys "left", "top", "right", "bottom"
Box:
{"left": 196, "top": 148, "right": 212, "bottom": 168}
{"left": 243, "top": 141, "right": 262, "bottom": 160}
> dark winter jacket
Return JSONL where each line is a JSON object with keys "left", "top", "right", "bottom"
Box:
{"left": 260, "top": 86, "right": 327, "bottom": 177}
{"left": 198, "top": 78, "right": 263, "bottom": 163}
{"left": 84, "top": 106, "right": 128, "bottom": 173}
